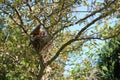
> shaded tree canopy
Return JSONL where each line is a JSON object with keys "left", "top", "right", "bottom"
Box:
{"left": 98, "top": 37, "right": 120, "bottom": 80}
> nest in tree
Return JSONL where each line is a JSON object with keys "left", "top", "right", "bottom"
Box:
{"left": 30, "top": 35, "right": 49, "bottom": 51}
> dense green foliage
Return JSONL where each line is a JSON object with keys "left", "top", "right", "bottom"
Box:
{"left": 98, "top": 37, "right": 120, "bottom": 80}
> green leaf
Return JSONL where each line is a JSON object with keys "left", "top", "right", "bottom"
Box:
{"left": 102, "top": 66, "right": 108, "bottom": 71}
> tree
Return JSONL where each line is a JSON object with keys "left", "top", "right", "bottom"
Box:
{"left": 0, "top": 0, "right": 120, "bottom": 80}
{"left": 97, "top": 37, "right": 120, "bottom": 80}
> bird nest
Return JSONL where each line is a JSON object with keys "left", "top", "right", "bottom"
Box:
{"left": 30, "top": 35, "right": 49, "bottom": 51}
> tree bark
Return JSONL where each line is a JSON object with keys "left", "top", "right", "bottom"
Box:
{"left": 36, "top": 67, "right": 45, "bottom": 80}
{"left": 36, "top": 53, "right": 46, "bottom": 80}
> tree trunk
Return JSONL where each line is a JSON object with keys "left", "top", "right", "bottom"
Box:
{"left": 36, "top": 53, "right": 46, "bottom": 80}
{"left": 36, "top": 67, "right": 45, "bottom": 80}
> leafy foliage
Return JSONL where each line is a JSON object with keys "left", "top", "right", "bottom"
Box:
{"left": 98, "top": 37, "right": 120, "bottom": 80}
{"left": 0, "top": 0, "right": 120, "bottom": 80}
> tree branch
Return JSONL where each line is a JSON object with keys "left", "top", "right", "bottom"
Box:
{"left": 6, "top": 3, "right": 24, "bottom": 25}
{"left": 14, "top": 8, "right": 24, "bottom": 25}
{"left": 75, "top": 0, "right": 115, "bottom": 24}
{"left": 45, "top": 36, "right": 102, "bottom": 66}
{"left": 3, "top": 3, "right": 29, "bottom": 35}
{"left": 46, "top": 38, "right": 78, "bottom": 65}
{"left": 46, "top": 30, "right": 120, "bottom": 66}
{"left": 45, "top": 0, "right": 116, "bottom": 65}
{"left": 75, "top": 13, "right": 109, "bottom": 39}
{"left": 22, "top": 0, "right": 32, "bottom": 11}
{"left": 53, "top": 0, "right": 116, "bottom": 36}
{"left": 1, "top": 9, "right": 28, "bottom": 35}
